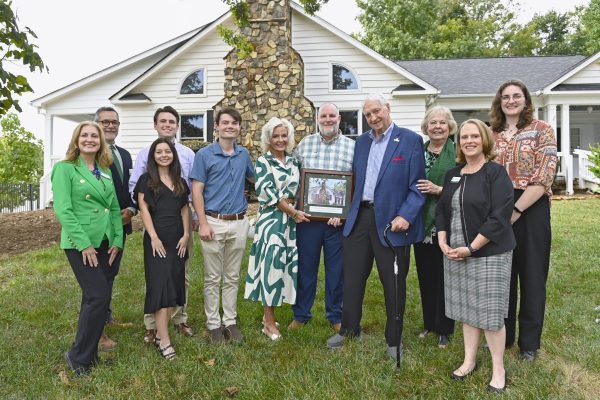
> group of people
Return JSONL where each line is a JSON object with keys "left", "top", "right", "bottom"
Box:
{"left": 52, "top": 80, "right": 557, "bottom": 394}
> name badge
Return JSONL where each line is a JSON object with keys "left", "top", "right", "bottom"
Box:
{"left": 451, "top": 176, "right": 461, "bottom": 183}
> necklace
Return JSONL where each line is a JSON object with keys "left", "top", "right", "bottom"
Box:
{"left": 428, "top": 143, "right": 444, "bottom": 154}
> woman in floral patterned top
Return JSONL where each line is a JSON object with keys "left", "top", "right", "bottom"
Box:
{"left": 490, "top": 80, "right": 558, "bottom": 362}
{"left": 244, "top": 117, "right": 310, "bottom": 341}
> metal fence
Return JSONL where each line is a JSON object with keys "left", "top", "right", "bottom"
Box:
{"left": 0, "top": 183, "right": 41, "bottom": 213}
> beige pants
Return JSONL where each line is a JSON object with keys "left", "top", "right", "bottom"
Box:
{"left": 201, "top": 216, "right": 248, "bottom": 330}
{"left": 143, "top": 220, "right": 193, "bottom": 329}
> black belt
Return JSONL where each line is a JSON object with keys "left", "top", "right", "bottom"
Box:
{"left": 205, "top": 211, "right": 246, "bottom": 221}
{"left": 360, "top": 201, "right": 374, "bottom": 209}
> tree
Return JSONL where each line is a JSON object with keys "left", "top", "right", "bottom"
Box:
{"left": 0, "top": 0, "right": 47, "bottom": 117}
{"left": 0, "top": 113, "right": 43, "bottom": 183}
{"left": 356, "top": 0, "right": 520, "bottom": 60}
{"left": 355, "top": 0, "right": 597, "bottom": 60}
{"left": 218, "top": 0, "right": 329, "bottom": 57}
{"left": 571, "top": 0, "right": 600, "bottom": 55}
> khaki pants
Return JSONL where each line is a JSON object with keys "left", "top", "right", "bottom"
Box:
{"left": 201, "top": 216, "right": 248, "bottom": 330}
{"left": 144, "top": 219, "right": 193, "bottom": 329}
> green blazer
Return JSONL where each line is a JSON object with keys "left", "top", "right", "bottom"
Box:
{"left": 51, "top": 158, "right": 124, "bottom": 251}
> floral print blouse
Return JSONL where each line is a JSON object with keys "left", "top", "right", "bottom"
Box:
{"left": 493, "top": 119, "right": 558, "bottom": 197}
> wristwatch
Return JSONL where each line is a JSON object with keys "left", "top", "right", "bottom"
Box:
{"left": 467, "top": 244, "right": 477, "bottom": 255}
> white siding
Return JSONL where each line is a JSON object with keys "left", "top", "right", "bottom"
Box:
{"left": 291, "top": 13, "right": 426, "bottom": 134}
{"left": 121, "top": 28, "right": 230, "bottom": 160}
{"left": 42, "top": 51, "right": 170, "bottom": 116}
{"left": 564, "top": 60, "right": 600, "bottom": 84}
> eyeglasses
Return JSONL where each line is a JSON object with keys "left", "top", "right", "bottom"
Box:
{"left": 501, "top": 94, "right": 524, "bottom": 102}
{"left": 99, "top": 120, "right": 120, "bottom": 127}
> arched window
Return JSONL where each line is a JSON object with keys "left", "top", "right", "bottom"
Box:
{"left": 180, "top": 68, "right": 205, "bottom": 95}
{"left": 331, "top": 63, "right": 358, "bottom": 91}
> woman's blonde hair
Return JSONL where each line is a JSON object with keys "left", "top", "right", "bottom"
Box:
{"left": 420, "top": 105, "right": 457, "bottom": 137}
{"left": 456, "top": 119, "right": 496, "bottom": 164}
{"left": 65, "top": 121, "right": 112, "bottom": 169}
{"left": 260, "top": 117, "right": 296, "bottom": 153}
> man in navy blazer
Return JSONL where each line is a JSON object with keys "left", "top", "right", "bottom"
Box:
{"left": 327, "top": 94, "right": 426, "bottom": 361}
{"left": 94, "top": 107, "right": 135, "bottom": 351}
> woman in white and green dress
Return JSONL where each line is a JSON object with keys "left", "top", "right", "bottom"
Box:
{"left": 244, "top": 117, "right": 310, "bottom": 340}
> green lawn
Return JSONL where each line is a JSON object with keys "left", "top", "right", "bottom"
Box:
{"left": 1, "top": 199, "right": 599, "bottom": 399}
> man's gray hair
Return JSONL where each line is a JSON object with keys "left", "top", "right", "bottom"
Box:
{"left": 362, "top": 93, "right": 389, "bottom": 110}
{"left": 94, "top": 106, "right": 119, "bottom": 122}
{"left": 260, "top": 117, "right": 296, "bottom": 153}
{"left": 318, "top": 103, "right": 340, "bottom": 117}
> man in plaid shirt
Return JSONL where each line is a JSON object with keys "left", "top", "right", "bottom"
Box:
{"left": 289, "top": 103, "right": 355, "bottom": 332}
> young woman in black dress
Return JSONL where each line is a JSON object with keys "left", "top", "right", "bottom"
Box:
{"left": 135, "top": 138, "right": 190, "bottom": 360}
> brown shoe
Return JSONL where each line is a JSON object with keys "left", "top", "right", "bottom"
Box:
{"left": 208, "top": 327, "right": 226, "bottom": 343}
{"left": 331, "top": 322, "right": 341, "bottom": 332}
{"left": 174, "top": 322, "right": 194, "bottom": 337}
{"left": 223, "top": 324, "right": 244, "bottom": 343}
{"left": 144, "top": 329, "right": 157, "bottom": 344}
{"left": 99, "top": 333, "right": 117, "bottom": 352}
{"left": 288, "top": 320, "right": 305, "bottom": 330}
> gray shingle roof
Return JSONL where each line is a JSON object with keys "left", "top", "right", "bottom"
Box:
{"left": 395, "top": 56, "right": 586, "bottom": 95}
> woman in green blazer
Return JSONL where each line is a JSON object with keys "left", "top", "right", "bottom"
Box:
{"left": 51, "top": 121, "right": 123, "bottom": 376}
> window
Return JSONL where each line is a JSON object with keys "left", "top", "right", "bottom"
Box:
{"left": 180, "top": 69, "right": 205, "bottom": 95}
{"left": 340, "top": 111, "right": 362, "bottom": 138}
{"left": 332, "top": 64, "right": 358, "bottom": 91}
{"left": 180, "top": 114, "right": 204, "bottom": 140}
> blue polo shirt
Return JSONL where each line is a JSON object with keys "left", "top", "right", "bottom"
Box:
{"left": 190, "top": 141, "right": 255, "bottom": 214}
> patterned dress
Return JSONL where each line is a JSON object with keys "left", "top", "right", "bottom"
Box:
{"left": 244, "top": 152, "right": 301, "bottom": 306}
{"left": 444, "top": 190, "right": 512, "bottom": 331}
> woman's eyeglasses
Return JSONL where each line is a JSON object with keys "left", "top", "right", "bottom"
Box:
{"left": 501, "top": 94, "right": 524, "bottom": 102}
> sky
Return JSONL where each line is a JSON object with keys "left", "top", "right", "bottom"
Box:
{"left": 5, "top": 0, "right": 590, "bottom": 140}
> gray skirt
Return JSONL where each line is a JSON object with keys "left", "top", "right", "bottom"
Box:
{"left": 444, "top": 189, "right": 512, "bottom": 331}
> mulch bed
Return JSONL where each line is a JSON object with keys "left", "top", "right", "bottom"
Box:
{"left": 0, "top": 202, "right": 260, "bottom": 257}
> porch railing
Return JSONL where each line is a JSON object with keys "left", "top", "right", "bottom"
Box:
{"left": 573, "top": 149, "right": 600, "bottom": 188}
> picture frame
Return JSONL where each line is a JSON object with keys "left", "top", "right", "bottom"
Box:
{"left": 298, "top": 169, "right": 354, "bottom": 221}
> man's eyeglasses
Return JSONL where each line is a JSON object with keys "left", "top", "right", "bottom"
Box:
{"left": 501, "top": 94, "right": 524, "bottom": 102}
{"left": 99, "top": 120, "right": 120, "bottom": 127}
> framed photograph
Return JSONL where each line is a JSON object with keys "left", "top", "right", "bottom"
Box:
{"left": 298, "top": 169, "right": 354, "bottom": 221}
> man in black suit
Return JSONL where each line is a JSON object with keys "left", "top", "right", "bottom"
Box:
{"left": 94, "top": 106, "right": 135, "bottom": 352}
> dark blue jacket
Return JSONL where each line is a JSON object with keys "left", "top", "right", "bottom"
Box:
{"left": 343, "top": 124, "right": 426, "bottom": 246}
{"left": 110, "top": 145, "right": 134, "bottom": 235}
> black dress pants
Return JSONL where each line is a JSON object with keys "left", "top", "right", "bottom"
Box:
{"left": 505, "top": 191, "right": 551, "bottom": 351}
{"left": 414, "top": 237, "right": 455, "bottom": 335}
{"left": 340, "top": 207, "right": 409, "bottom": 347}
{"left": 65, "top": 240, "right": 113, "bottom": 368}
{"left": 105, "top": 235, "right": 124, "bottom": 323}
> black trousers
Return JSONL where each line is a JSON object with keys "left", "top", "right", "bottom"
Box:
{"left": 106, "top": 233, "right": 125, "bottom": 323}
{"left": 340, "top": 207, "right": 409, "bottom": 347}
{"left": 65, "top": 240, "right": 113, "bottom": 367}
{"left": 505, "top": 191, "right": 551, "bottom": 351}
{"left": 414, "top": 237, "right": 455, "bottom": 335}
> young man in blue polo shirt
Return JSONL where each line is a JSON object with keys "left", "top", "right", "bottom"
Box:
{"left": 191, "top": 107, "right": 254, "bottom": 343}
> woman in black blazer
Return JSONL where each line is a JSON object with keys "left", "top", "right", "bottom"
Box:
{"left": 436, "top": 119, "right": 515, "bottom": 393}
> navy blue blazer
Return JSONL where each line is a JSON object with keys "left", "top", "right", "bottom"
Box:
{"left": 110, "top": 145, "right": 134, "bottom": 235}
{"left": 343, "top": 124, "right": 426, "bottom": 247}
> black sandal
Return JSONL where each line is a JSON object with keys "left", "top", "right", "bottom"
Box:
{"left": 158, "top": 344, "right": 176, "bottom": 360}
{"left": 154, "top": 336, "right": 161, "bottom": 348}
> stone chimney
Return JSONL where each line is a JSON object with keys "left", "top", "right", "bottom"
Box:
{"left": 215, "top": 0, "right": 315, "bottom": 156}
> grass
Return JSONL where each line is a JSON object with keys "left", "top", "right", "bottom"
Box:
{"left": 0, "top": 199, "right": 599, "bottom": 399}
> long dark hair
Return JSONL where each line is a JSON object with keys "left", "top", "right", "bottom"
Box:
{"left": 490, "top": 79, "right": 534, "bottom": 132}
{"left": 146, "top": 138, "right": 186, "bottom": 195}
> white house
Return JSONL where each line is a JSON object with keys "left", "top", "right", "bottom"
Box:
{"left": 31, "top": 2, "right": 600, "bottom": 206}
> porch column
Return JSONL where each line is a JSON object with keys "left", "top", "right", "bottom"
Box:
{"left": 546, "top": 104, "right": 557, "bottom": 135}
{"left": 41, "top": 114, "right": 54, "bottom": 208}
{"left": 560, "top": 104, "right": 573, "bottom": 195}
